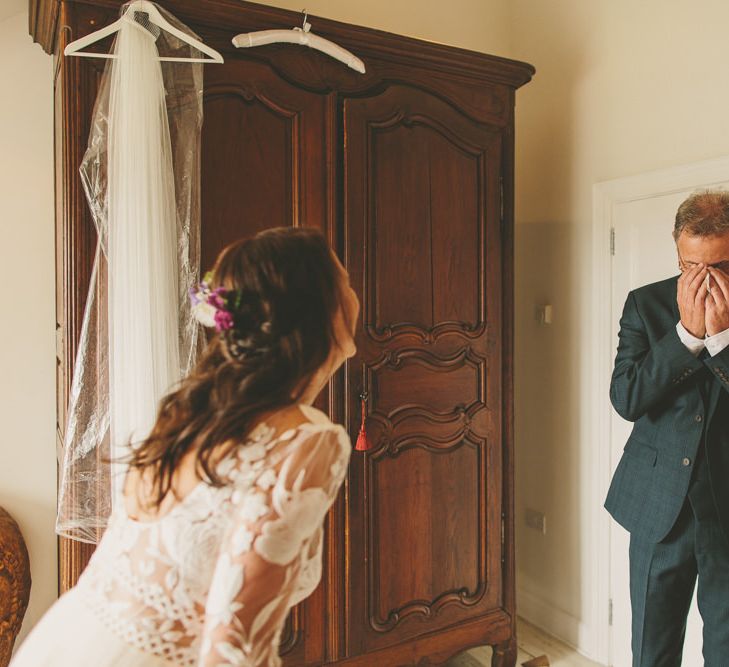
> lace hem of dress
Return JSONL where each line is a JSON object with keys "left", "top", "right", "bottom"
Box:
{"left": 78, "top": 586, "right": 201, "bottom": 666}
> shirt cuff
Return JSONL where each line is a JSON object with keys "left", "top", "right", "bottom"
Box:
{"left": 676, "top": 321, "right": 705, "bottom": 357}
{"left": 705, "top": 327, "right": 729, "bottom": 356}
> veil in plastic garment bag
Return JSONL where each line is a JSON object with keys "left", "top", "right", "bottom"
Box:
{"left": 57, "top": 2, "right": 203, "bottom": 543}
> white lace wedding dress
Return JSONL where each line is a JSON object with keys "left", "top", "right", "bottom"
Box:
{"left": 11, "top": 405, "right": 350, "bottom": 667}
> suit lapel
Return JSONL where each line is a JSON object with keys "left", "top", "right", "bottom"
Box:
{"left": 669, "top": 274, "right": 680, "bottom": 322}
{"left": 696, "top": 349, "right": 712, "bottom": 411}
{"left": 707, "top": 369, "right": 723, "bottom": 420}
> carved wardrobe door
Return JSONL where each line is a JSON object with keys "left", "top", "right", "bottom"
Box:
{"left": 200, "top": 57, "right": 332, "bottom": 266}
{"left": 199, "top": 56, "right": 334, "bottom": 666}
{"left": 343, "top": 85, "right": 507, "bottom": 659}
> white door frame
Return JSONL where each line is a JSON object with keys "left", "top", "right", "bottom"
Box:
{"left": 591, "top": 155, "right": 729, "bottom": 666}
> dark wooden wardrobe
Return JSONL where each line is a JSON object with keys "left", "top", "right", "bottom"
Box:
{"left": 30, "top": 1, "right": 533, "bottom": 664}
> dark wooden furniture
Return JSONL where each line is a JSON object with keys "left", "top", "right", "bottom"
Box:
{"left": 0, "top": 507, "right": 31, "bottom": 667}
{"left": 30, "top": 1, "right": 533, "bottom": 664}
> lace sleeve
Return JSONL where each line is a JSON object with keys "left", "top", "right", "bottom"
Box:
{"left": 197, "top": 424, "right": 350, "bottom": 666}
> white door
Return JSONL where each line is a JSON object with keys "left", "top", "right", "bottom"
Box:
{"left": 608, "top": 182, "right": 729, "bottom": 666}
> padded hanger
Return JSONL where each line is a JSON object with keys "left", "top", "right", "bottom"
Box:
{"left": 64, "top": 0, "right": 223, "bottom": 64}
{"left": 232, "top": 9, "right": 365, "bottom": 74}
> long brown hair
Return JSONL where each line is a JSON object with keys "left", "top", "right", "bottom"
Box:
{"left": 126, "top": 226, "right": 343, "bottom": 507}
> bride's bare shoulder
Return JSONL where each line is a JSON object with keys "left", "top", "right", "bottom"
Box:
{"left": 262, "top": 403, "right": 333, "bottom": 434}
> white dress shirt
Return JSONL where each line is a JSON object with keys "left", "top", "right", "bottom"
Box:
{"left": 676, "top": 321, "right": 729, "bottom": 357}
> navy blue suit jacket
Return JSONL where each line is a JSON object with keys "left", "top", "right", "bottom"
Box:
{"left": 604, "top": 276, "right": 729, "bottom": 543}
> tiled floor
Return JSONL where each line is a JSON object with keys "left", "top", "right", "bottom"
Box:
{"left": 446, "top": 618, "right": 605, "bottom": 667}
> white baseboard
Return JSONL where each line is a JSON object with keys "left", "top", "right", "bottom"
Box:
{"left": 517, "top": 585, "right": 605, "bottom": 664}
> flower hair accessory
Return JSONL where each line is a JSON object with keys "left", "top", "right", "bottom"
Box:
{"left": 189, "top": 272, "right": 241, "bottom": 333}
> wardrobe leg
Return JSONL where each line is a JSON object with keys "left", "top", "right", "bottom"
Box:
{"left": 491, "top": 636, "right": 517, "bottom": 667}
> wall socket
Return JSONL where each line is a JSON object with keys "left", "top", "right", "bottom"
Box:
{"left": 525, "top": 508, "right": 546, "bottom": 534}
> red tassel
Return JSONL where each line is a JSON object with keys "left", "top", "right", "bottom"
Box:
{"left": 354, "top": 393, "right": 372, "bottom": 452}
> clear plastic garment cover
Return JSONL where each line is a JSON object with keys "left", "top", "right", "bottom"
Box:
{"left": 57, "top": 1, "right": 204, "bottom": 543}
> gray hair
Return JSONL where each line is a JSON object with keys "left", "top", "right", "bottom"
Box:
{"left": 674, "top": 189, "right": 729, "bottom": 240}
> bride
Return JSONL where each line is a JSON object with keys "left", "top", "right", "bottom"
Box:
{"left": 11, "top": 226, "right": 360, "bottom": 667}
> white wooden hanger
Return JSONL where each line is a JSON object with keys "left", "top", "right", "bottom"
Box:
{"left": 64, "top": 0, "right": 224, "bottom": 64}
{"left": 232, "top": 10, "right": 365, "bottom": 74}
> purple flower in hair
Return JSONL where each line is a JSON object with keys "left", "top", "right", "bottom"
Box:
{"left": 190, "top": 274, "right": 238, "bottom": 332}
{"left": 214, "top": 308, "right": 235, "bottom": 332}
{"left": 208, "top": 288, "right": 227, "bottom": 310}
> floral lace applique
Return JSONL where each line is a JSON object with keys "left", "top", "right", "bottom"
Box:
{"left": 74, "top": 418, "right": 351, "bottom": 667}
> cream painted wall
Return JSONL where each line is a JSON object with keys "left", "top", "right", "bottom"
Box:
{"left": 249, "top": 0, "right": 513, "bottom": 57}
{"left": 0, "top": 7, "right": 57, "bottom": 647}
{"left": 509, "top": 0, "right": 729, "bottom": 660}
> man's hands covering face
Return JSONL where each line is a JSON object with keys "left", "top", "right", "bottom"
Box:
{"left": 678, "top": 264, "right": 708, "bottom": 338}
{"left": 678, "top": 264, "right": 729, "bottom": 337}
{"left": 706, "top": 268, "right": 729, "bottom": 336}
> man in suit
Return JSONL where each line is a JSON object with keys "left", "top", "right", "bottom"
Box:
{"left": 605, "top": 190, "right": 729, "bottom": 666}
